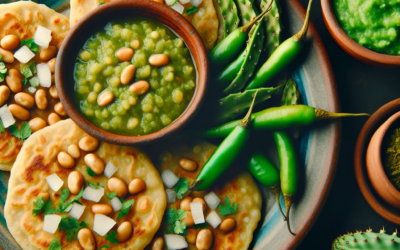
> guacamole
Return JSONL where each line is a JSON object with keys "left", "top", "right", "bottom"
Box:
{"left": 334, "top": 0, "right": 400, "bottom": 55}
{"left": 74, "top": 19, "right": 196, "bottom": 136}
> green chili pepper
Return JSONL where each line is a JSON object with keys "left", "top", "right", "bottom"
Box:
{"left": 212, "top": 50, "right": 245, "bottom": 91}
{"left": 245, "top": 0, "right": 313, "bottom": 90}
{"left": 189, "top": 89, "right": 261, "bottom": 192}
{"left": 184, "top": 105, "right": 369, "bottom": 138}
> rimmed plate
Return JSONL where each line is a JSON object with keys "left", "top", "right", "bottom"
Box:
{"left": 0, "top": 0, "right": 339, "bottom": 249}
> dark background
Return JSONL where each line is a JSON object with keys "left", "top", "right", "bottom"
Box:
{"left": 297, "top": 0, "right": 400, "bottom": 249}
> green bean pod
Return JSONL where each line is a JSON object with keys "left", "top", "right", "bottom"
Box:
{"left": 273, "top": 130, "right": 297, "bottom": 235}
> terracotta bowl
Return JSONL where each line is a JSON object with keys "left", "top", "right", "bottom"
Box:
{"left": 321, "top": 0, "right": 400, "bottom": 67}
{"left": 355, "top": 99, "right": 400, "bottom": 224}
{"left": 56, "top": 0, "right": 208, "bottom": 145}
{"left": 366, "top": 111, "right": 400, "bottom": 208}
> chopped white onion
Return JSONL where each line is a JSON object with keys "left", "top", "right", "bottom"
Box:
{"left": 179, "top": 0, "right": 190, "bottom": 4}
{"left": 165, "top": 0, "right": 176, "bottom": 5}
{"left": 82, "top": 186, "right": 104, "bottom": 202}
{"left": 165, "top": 234, "right": 188, "bottom": 249}
{"left": 206, "top": 210, "right": 222, "bottom": 228}
{"left": 171, "top": 2, "right": 184, "bottom": 14}
{"left": 46, "top": 173, "right": 64, "bottom": 192}
{"left": 34, "top": 25, "right": 52, "bottom": 48}
{"left": 104, "top": 161, "right": 118, "bottom": 178}
{"left": 111, "top": 197, "right": 122, "bottom": 211}
{"left": 204, "top": 191, "right": 221, "bottom": 210}
{"left": 190, "top": 0, "right": 203, "bottom": 7}
{"left": 43, "top": 214, "right": 61, "bottom": 234}
{"left": 166, "top": 189, "right": 177, "bottom": 203}
{"left": 0, "top": 105, "right": 15, "bottom": 128}
{"left": 28, "top": 87, "right": 37, "bottom": 93}
{"left": 93, "top": 214, "right": 116, "bottom": 236}
{"left": 14, "top": 45, "right": 35, "bottom": 64}
{"left": 190, "top": 201, "right": 205, "bottom": 224}
{"left": 161, "top": 169, "right": 179, "bottom": 188}
{"left": 69, "top": 203, "right": 85, "bottom": 220}
{"left": 36, "top": 63, "right": 52, "bottom": 88}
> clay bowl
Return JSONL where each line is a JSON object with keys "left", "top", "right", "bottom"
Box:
{"left": 56, "top": 0, "right": 208, "bottom": 145}
{"left": 355, "top": 99, "right": 400, "bottom": 224}
{"left": 321, "top": 0, "right": 400, "bottom": 67}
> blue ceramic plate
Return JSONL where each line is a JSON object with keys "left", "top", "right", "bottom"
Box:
{"left": 0, "top": 0, "right": 339, "bottom": 249}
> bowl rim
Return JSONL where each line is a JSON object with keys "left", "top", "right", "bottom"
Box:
{"left": 355, "top": 98, "right": 400, "bottom": 224}
{"left": 321, "top": 0, "right": 400, "bottom": 67}
{"left": 56, "top": 0, "right": 208, "bottom": 145}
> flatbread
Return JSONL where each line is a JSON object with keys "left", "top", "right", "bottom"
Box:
{"left": 70, "top": 0, "right": 220, "bottom": 50}
{"left": 0, "top": 2, "right": 70, "bottom": 171}
{"left": 145, "top": 136, "right": 262, "bottom": 250}
{"left": 4, "top": 119, "right": 167, "bottom": 250}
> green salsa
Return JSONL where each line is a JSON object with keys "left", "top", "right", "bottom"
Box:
{"left": 74, "top": 19, "right": 196, "bottom": 135}
{"left": 334, "top": 0, "right": 400, "bottom": 55}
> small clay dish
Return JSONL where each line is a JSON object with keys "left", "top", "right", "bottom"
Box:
{"left": 355, "top": 99, "right": 400, "bottom": 224}
{"left": 56, "top": 0, "right": 208, "bottom": 145}
{"left": 321, "top": 0, "right": 400, "bottom": 67}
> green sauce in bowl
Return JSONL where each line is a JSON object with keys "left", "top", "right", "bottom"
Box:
{"left": 73, "top": 19, "right": 196, "bottom": 136}
{"left": 334, "top": 0, "right": 400, "bottom": 55}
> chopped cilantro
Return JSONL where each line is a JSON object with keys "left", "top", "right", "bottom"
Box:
{"left": 0, "top": 61, "right": 7, "bottom": 83}
{"left": 117, "top": 199, "right": 134, "bottom": 220}
{"left": 9, "top": 122, "right": 32, "bottom": 142}
{"left": 32, "top": 196, "right": 46, "bottom": 216}
{"left": 58, "top": 188, "right": 84, "bottom": 212}
{"left": 87, "top": 181, "right": 103, "bottom": 188}
{"left": 61, "top": 189, "right": 70, "bottom": 203}
{"left": 20, "top": 38, "right": 39, "bottom": 53}
{"left": 106, "top": 192, "right": 117, "bottom": 199}
{"left": 29, "top": 76, "right": 39, "bottom": 87}
{"left": 174, "top": 220, "right": 186, "bottom": 234}
{"left": 195, "top": 223, "right": 209, "bottom": 230}
{"left": 106, "top": 231, "right": 119, "bottom": 244}
{"left": 86, "top": 166, "right": 97, "bottom": 176}
{"left": 43, "top": 198, "right": 57, "bottom": 216}
{"left": 185, "top": 6, "right": 198, "bottom": 15}
{"left": 47, "top": 238, "right": 61, "bottom": 250}
{"left": 98, "top": 1, "right": 105, "bottom": 5}
{"left": 174, "top": 178, "right": 189, "bottom": 199}
{"left": 22, "top": 78, "right": 28, "bottom": 86}
{"left": 20, "top": 62, "right": 35, "bottom": 78}
{"left": 218, "top": 197, "right": 237, "bottom": 216}
{"left": 168, "top": 0, "right": 178, "bottom": 6}
{"left": 0, "top": 120, "right": 4, "bottom": 133}
{"left": 164, "top": 208, "right": 187, "bottom": 235}
{"left": 59, "top": 216, "right": 88, "bottom": 242}
{"left": 100, "top": 246, "right": 110, "bottom": 249}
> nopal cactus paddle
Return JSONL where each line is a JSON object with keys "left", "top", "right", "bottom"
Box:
{"left": 235, "top": 0, "right": 258, "bottom": 25}
{"left": 260, "top": 0, "right": 282, "bottom": 57}
{"left": 218, "top": 0, "right": 240, "bottom": 38}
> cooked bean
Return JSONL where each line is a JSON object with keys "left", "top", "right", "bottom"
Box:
{"left": 129, "top": 80, "right": 149, "bottom": 95}
{"left": 1, "top": 35, "right": 20, "bottom": 50}
{"left": 49, "top": 85, "right": 59, "bottom": 99}
{"left": 121, "top": 65, "right": 136, "bottom": 85}
{"left": 219, "top": 218, "right": 236, "bottom": 234}
{"left": 40, "top": 45, "right": 57, "bottom": 61}
{"left": 116, "top": 221, "right": 133, "bottom": 243}
{"left": 77, "top": 228, "right": 96, "bottom": 250}
{"left": 108, "top": 177, "right": 128, "bottom": 197}
{"left": 172, "top": 89, "right": 183, "bottom": 103}
{"left": 196, "top": 229, "right": 213, "bottom": 250}
{"left": 0, "top": 48, "right": 14, "bottom": 64}
{"left": 186, "top": 228, "right": 197, "bottom": 244}
{"left": 29, "top": 117, "right": 47, "bottom": 133}
{"left": 180, "top": 196, "right": 193, "bottom": 211}
{"left": 8, "top": 104, "right": 29, "bottom": 120}
{"left": 38, "top": 192, "right": 49, "bottom": 202}
{"left": 84, "top": 153, "right": 105, "bottom": 174}
{"left": 35, "top": 89, "right": 48, "bottom": 110}
{"left": 151, "top": 237, "right": 164, "bottom": 250}
{"left": 54, "top": 102, "right": 67, "bottom": 116}
{"left": 79, "top": 135, "right": 99, "bottom": 152}
{"left": 116, "top": 48, "right": 134, "bottom": 62}
{"left": 14, "top": 92, "right": 35, "bottom": 109}
{"left": 179, "top": 158, "right": 197, "bottom": 171}
{"left": 48, "top": 58, "right": 57, "bottom": 73}
{"left": 48, "top": 112, "right": 61, "bottom": 125}
{"left": 97, "top": 90, "right": 114, "bottom": 107}
{"left": 149, "top": 54, "right": 169, "bottom": 67}
{"left": 192, "top": 197, "right": 206, "bottom": 211}
{"left": 68, "top": 144, "right": 80, "bottom": 159}
{"left": 57, "top": 151, "right": 75, "bottom": 169}
{"left": 128, "top": 178, "right": 146, "bottom": 194}
{"left": 150, "top": 31, "right": 160, "bottom": 40}
{"left": 91, "top": 204, "right": 113, "bottom": 215}
{"left": 68, "top": 171, "right": 84, "bottom": 194}
{"left": 130, "top": 40, "right": 140, "bottom": 50}
{"left": 0, "top": 85, "right": 10, "bottom": 106}
{"left": 181, "top": 211, "right": 194, "bottom": 227}
{"left": 5, "top": 69, "right": 22, "bottom": 93}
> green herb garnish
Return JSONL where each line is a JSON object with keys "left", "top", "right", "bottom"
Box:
{"left": 0, "top": 120, "right": 5, "bottom": 133}
{"left": 47, "top": 238, "right": 62, "bottom": 250}
{"left": 43, "top": 198, "right": 57, "bottom": 216}
{"left": 218, "top": 197, "right": 237, "bottom": 216}
{"left": 32, "top": 196, "right": 46, "bottom": 216}
{"left": 29, "top": 76, "right": 39, "bottom": 87}
{"left": 20, "top": 38, "right": 39, "bottom": 54}
{"left": 164, "top": 208, "right": 187, "bottom": 235}
{"left": 106, "top": 192, "right": 117, "bottom": 199}
{"left": 174, "top": 178, "right": 189, "bottom": 199}
{"left": 22, "top": 78, "right": 28, "bottom": 86}
{"left": 174, "top": 220, "right": 186, "bottom": 234}
{"left": 195, "top": 223, "right": 209, "bottom": 230}
{"left": 98, "top": 1, "right": 105, "bottom": 5}
{"left": 59, "top": 216, "right": 88, "bottom": 242}
{"left": 185, "top": 6, "right": 198, "bottom": 15}
{"left": 57, "top": 188, "right": 84, "bottom": 212}
{"left": 100, "top": 246, "right": 110, "bottom": 249}
{"left": 0, "top": 56, "right": 7, "bottom": 83}
{"left": 87, "top": 181, "right": 103, "bottom": 189}
{"left": 117, "top": 199, "right": 134, "bottom": 220}
{"left": 9, "top": 122, "right": 32, "bottom": 142}
{"left": 86, "top": 166, "right": 97, "bottom": 176}
{"left": 168, "top": 0, "right": 178, "bottom": 6}
{"left": 106, "top": 231, "right": 119, "bottom": 244}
